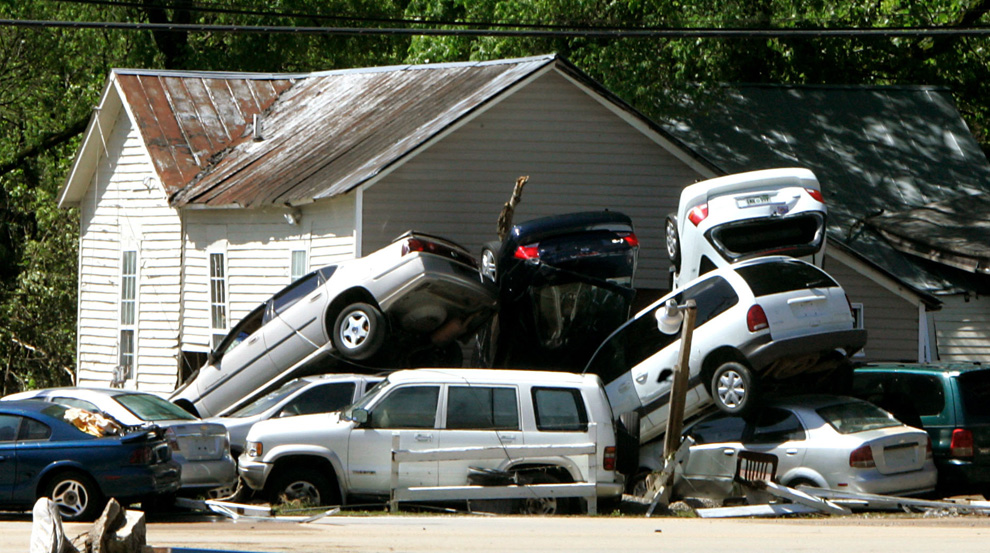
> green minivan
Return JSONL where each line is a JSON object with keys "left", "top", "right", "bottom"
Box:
{"left": 851, "top": 362, "right": 990, "bottom": 493}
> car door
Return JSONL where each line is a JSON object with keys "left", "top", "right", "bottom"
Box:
{"left": 679, "top": 413, "right": 747, "bottom": 498}
{"left": 437, "top": 385, "right": 522, "bottom": 486}
{"left": 739, "top": 407, "right": 808, "bottom": 479}
{"left": 0, "top": 415, "right": 19, "bottom": 501}
{"left": 264, "top": 267, "right": 335, "bottom": 374}
{"left": 346, "top": 385, "right": 440, "bottom": 494}
{"left": 198, "top": 304, "right": 276, "bottom": 417}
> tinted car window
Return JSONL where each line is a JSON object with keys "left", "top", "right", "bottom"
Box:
{"left": 532, "top": 387, "right": 588, "bottom": 432}
{"left": 271, "top": 272, "right": 321, "bottom": 316}
{"left": 687, "top": 414, "right": 746, "bottom": 445}
{"left": 19, "top": 417, "right": 51, "bottom": 441}
{"left": 957, "top": 370, "right": 990, "bottom": 419}
{"left": 115, "top": 393, "right": 197, "bottom": 422}
{"left": 852, "top": 372, "right": 943, "bottom": 420}
{"left": 51, "top": 397, "right": 101, "bottom": 414}
{"left": 279, "top": 382, "right": 356, "bottom": 417}
{"left": 216, "top": 304, "right": 265, "bottom": 358}
{"left": 0, "top": 414, "right": 19, "bottom": 442}
{"left": 229, "top": 380, "right": 311, "bottom": 418}
{"left": 446, "top": 386, "right": 519, "bottom": 430}
{"left": 736, "top": 260, "right": 838, "bottom": 297}
{"left": 748, "top": 408, "right": 805, "bottom": 444}
{"left": 817, "top": 401, "right": 900, "bottom": 434}
{"left": 371, "top": 386, "right": 439, "bottom": 429}
{"left": 585, "top": 276, "right": 737, "bottom": 385}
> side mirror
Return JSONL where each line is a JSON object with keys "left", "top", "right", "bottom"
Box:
{"left": 655, "top": 299, "right": 684, "bottom": 335}
{"left": 351, "top": 408, "right": 370, "bottom": 426}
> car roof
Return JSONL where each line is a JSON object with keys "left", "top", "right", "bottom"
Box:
{"left": 385, "top": 368, "right": 596, "bottom": 387}
{"left": 0, "top": 398, "right": 65, "bottom": 415}
{"left": 760, "top": 394, "right": 869, "bottom": 411}
{"left": 855, "top": 362, "right": 989, "bottom": 376}
{"left": 295, "top": 373, "right": 384, "bottom": 385}
{"left": 10, "top": 387, "right": 156, "bottom": 400}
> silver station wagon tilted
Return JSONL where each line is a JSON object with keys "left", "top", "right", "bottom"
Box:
{"left": 171, "top": 232, "right": 497, "bottom": 418}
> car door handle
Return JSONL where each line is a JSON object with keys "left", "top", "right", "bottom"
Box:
{"left": 722, "top": 448, "right": 737, "bottom": 456}
{"left": 635, "top": 373, "right": 648, "bottom": 384}
{"left": 498, "top": 434, "right": 517, "bottom": 442}
{"left": 415, "top": 434, "right": 433, "bottom": 443}
{"left": 309, "top": 293, "right": 323, "bottom": 302}
{"left": 785, "top": 448, "right": 799, "bottom": 455}
{"left": 248, "top": 337, "right": 259, "bottom": 345}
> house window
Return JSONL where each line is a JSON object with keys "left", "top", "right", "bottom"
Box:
{"left": 119, "top": 250, "right": 137, "bottom": 379}
{"left": 291, "top": 250, "right": 307, "bottom": 281}
{"left": 851, "top": 303, "right": 865, "bottom": 357}
{"left": 210, "top": 252, "right": 228, "bottom": 349}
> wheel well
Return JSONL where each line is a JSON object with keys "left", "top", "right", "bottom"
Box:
{"left": 38, "top": 467, "right": 96, "bottom": 499}
{"left": 267, "top": 455, "right": 340, "bottom": 496}
{"left": 172, "top": 399, "right": 199, "bottom": 418}
{"left": 510, "top": 463, "right": 575, "bottom": 483}
{"left": 701, "top": 348, "right": 750, "bottom": 397}
{"left": 325, "top": 288, "right": 380, "bottom": 335}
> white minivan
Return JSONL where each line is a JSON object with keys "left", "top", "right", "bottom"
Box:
{"left": 666, "top": 168, "right": 827, "bottom": 290}
{"left": 238, "top": 368, "right": 625, "bottom": 514}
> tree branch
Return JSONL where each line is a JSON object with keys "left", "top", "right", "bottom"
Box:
{"left": 0, "top": 116, "right": 89, "bottom": 178}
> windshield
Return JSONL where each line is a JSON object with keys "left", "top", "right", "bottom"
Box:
{"left": 227, "top": 380, "right": 311, "bottom": 418}
{"left": 342, "top": 378, "right": 390, "bottom": 420}
{"left": 817, "top": 400, "right": 900, "bottom": 434}
{"left": 116, "top": 393, "right": 197, "bottom": 422}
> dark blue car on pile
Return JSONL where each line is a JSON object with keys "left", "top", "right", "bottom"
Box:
{"left": 0, "top": 400, "right": 180, "bottom": 521}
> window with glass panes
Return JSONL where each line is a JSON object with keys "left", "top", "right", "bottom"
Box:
{"left": 119, "top": 250, "right": 137, "bottom": 378}
{"left": 210, "top": 252, "right": 228, "bottom": 349}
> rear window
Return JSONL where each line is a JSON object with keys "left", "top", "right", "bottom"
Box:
{"left": 446, "top": 386, "right": 519, "bottom": 430}
{"left": 736, "top": 260, "right": 838, "bottom": 297}
{"left": 957, "top": 370, "right": 990, "bottom": 420}
{"left": 817, "top": 401, "right": 900, "bottom": 434}
{"left": 532, "top": 387, "right": 588, "bottom": 432}
{"left": 116, "top": 393, "right": 197, "bottom": 422}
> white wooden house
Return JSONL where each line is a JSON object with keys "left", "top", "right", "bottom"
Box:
{"left": 58, "top": 55, "right": 968, "bottom": 394}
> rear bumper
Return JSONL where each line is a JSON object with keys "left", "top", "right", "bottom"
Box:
{"left": 742, "top": 328, "right": 868, "bottom": 374}
{"left": 175, "top": 454, "right": 238, "bottom": 491}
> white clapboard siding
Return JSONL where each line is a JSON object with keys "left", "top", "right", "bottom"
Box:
{"left": 360, "top": 69, "right": 700, "bottom": 290}
{"left": 934, "top": 294, "right": 990, "bottom": 362}
{"left": 76, "top": 109, "right": 183, "bottom": 393}
{"left": 822, "top": 255, "right": 921, "bottom": 362}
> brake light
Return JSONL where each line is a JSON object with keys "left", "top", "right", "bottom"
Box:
{"left": 514, "top": 244, "right": 540, "bottom": 260}
{"left": 806, "top": 188, "right": 825, "bottom": 203}
{"left": 688, "top": 204, "right": 709, "bottom": 226}
{"left": 619, "top": 233, "right": 640, "bottom": 248}
{"left": 849, "top": 444, "right": 875, "bottom": 468}
{"left": 603, "top": 446, "right": 617, "bottom": 471}
{"left": 129, "top": 445, "right": 153, "bottom": 465}
{"left": 402, "top": 237, "right": 478, "bottom": 269}
{"left": 951, "top": 429, "right": 974, "bottom": 458}
{"left": 747, "top": 305, "right": 769, "bottom": 332}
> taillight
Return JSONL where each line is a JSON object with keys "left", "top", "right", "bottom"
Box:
{"left": 951, "top": 429, "right": 974, "bottom": 458}
{"left": 619, "top": 233, "right": 640, "bottom": 248}
{"left": 165, "top": 427, "right": 180, "bottom": 451}
{"left": 806, "top": 188, "right": 825, "bottom": 203}
{"left": 849, "top": 444, "right": 876, "bottom": 468}
{"left": 688, "top": 204, "right": 709, "bottom": 226}
{"left": 603, "top": 446, "right": 617, "bottom": 471}
{"left": 402, "top": 237, "right": 478, "bottom": 269}
{"left": 747, "top": 305, "right": 769, "bottom": 332}
{"left": 514, "top": 244, "right": 540, "bottom": 260}
{"left": 926, "top": 436, "right": 933, "bottom": 460}
{"left": 130, "top": 445, "right": 153, "bottom": 465}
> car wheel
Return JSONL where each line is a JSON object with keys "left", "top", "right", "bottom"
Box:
{"left": 627, "top": 470, "right": 653, "bottom": 498}
{"left": 665, "top": 215, "right": 680, "bottom": 271}
{"left": 332, "top": 302, "right": 386, "bottom": 361}
{"left": 517, "top": 471, "right": 572, "bottom": 515}
{"left": 480, "top": 247, "right": 498, "bottom": 283}
{"left": 45, "top": 471, "right": 105, "bottom": 522}
{"left": 711, "top": 361, "right": 758, "bottom": 415}
{"left": 267, "top": 468, "right": 338, "bottom": 507}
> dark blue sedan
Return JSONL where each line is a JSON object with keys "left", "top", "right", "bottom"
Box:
{"left": 0, "top": 400, "right": 181, "bottom": 521}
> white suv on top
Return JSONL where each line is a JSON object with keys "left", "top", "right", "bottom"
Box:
{"left": 666, "top": 168, "right": 827, "bottom": 290}
{"left": 585, "top": 256, "right": 866, "bottom": 445}
{"left": 238, "top": 368, "right": 624, "bottom": 513}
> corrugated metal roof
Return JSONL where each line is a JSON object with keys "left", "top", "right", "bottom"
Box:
{"left": 660, "top": 85, "right": 990, "bottom": 294}
{"left": 170, "top": 56, "right": 557, "bottom": 207}
{"left": 116, "top": 71, "right": 295, "bottom": 197}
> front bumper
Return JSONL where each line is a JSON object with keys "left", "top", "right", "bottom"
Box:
{"left": 238, "top": 456, "right": 273, "bottom": 491}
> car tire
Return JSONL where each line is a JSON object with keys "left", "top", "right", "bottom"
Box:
{"left": 267, "top": 467, "right": 338, "bottom": 507}
{"left": 711, "top": 361, "right": 758, "bottom": 415}
{"left": 480, "top": 246, "right": 498, "bottom": 283}
{"left": 665, "top": 214, "right": 680, "bottom": 272}
{"left": 516, "top": 471, "right": 572, "bottom": 515}
{"left": 44, "top": 471, "right": 105, "bottom": 522}
{"left": 332, "top": 302, "right": 386, "bottom": 361}
{"left": 626, "top": 470, "right": 654, "bottom": 498}
{"left": 616, "top": 411, "right": 641, "bottom": 476}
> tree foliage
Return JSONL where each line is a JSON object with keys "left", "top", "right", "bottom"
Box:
{"left": 1, "top": 0, "right": 989, "bottom": 392}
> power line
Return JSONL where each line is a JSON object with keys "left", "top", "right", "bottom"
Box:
{"left": 4, "top": 18, "right": 990, "bottom": 38}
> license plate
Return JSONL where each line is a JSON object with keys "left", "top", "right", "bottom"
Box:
{"left": 883, "top": 443, "right": 917, "bottom": 468}
{"left": 739, "top": 194, "right": 772, "bottom": 207}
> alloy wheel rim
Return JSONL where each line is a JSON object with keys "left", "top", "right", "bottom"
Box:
{"left": 340, "top": 312, "right": 371, "bottom": 348}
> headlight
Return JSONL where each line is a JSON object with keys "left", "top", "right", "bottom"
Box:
{"left": 246, "top": 441, "right": 263, "bottom": 458}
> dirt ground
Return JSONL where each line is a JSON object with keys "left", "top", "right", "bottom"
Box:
{"left": 6, "top": 512, "right": 990, "bottom": 553}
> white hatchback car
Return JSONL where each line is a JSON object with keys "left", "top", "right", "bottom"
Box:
{"left": 238, "top": 368, "right": 624, "bottom": 513}
{"left": 666, "top": 168, "right": 827, "bottom": 290}
{"left": 171, "top": 232, "right": 497, "bottom": 418}
{"left": 673, "top": 395, "right": 937, "bottom": 500}
{"left": 585, "top": 256, "right": 866, "bottom": 444}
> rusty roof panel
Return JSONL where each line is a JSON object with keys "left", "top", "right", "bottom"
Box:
{"left": 115, "top": 71, "right": 295, "bottom": 195}
{"left": 171, "top": 57, "right": 555, "bottom": 207}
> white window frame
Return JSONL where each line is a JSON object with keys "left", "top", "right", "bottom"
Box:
{"left": 291, "top": 249, "right": 308, "bottom": 282}
{"left": 209, "top": 250, "right": 229, "bottom": 350}
{"left": 118, "top": 249, "right": 138, "bottom": 381}
{"left": 851, "top": 302, "right": 865, "bottom": 357}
